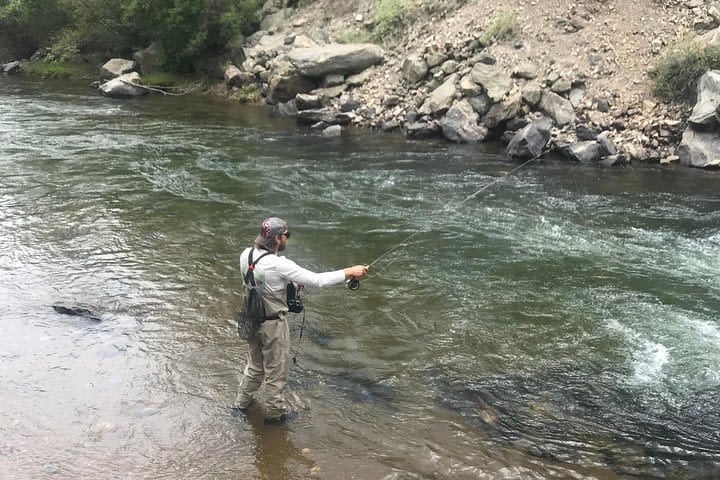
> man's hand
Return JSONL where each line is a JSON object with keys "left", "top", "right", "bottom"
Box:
{"left": 343, "top": 265, "right": 368, "bottom": 279}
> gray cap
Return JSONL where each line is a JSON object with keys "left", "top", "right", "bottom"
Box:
{"left": 258, "top": 217, "right": 287, "bottom": 240}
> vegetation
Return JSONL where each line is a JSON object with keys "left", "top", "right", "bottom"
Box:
{"left": 232, "top": 84, "right": 261, "bottom": 102}
{"left": 0, "top": 0, "right": 260, "bottom": 73}
{"left": 21, "top": 60, "right": 97, "bottom": 78}
{"left": 478, "top": 11, "right": 518, "bottom": 46}
{"left": 373, "top": 0, "right": 414, "bottom": 42}
{"left": 650, "top": 43, "right": 720, "bottom": 102}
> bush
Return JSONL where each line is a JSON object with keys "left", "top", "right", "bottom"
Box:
{"left": 479, "top": 11, "right": 517, "bottom": 46}
{"left": 22, "top": 60, "right": 97, "bottom": 78}
{"left": 373, "top": 0, "right": 413, "bottom": 41}
{"left": 650, "top": 43, "right": 720, "bottom": 102}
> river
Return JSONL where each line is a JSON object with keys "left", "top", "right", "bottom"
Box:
{"left": 1, "top": 76, "right": 719, "bottom": 479}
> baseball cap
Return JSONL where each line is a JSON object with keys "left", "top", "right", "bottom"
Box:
{"left": 260, "top": 217, "right": 288, "bottom": 238}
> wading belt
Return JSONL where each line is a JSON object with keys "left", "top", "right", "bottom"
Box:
{"left": 245, "top": 249, "right": 279, "bottom": 321}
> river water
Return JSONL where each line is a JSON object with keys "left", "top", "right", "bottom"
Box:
{"left": 0, "top": 77, "right": 719, "bottom": 480}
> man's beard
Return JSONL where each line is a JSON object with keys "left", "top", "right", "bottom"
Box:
{"left": 277, "top": 242, "right": 286, "bottom": 252}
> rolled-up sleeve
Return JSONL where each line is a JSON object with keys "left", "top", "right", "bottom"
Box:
{"left": 275, "top": 257, "right": 345, "bottom": 288}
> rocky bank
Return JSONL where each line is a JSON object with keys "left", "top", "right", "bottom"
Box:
{"left": 6, "top": 0, "right": 720, "bottom": 169}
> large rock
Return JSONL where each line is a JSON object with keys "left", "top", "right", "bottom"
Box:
{"left": 562, "top": 141, "right": 604, "bottom": 163}
{"left": 418, "top": 73, "right": 458, "bottom": 116}
{"left": 401, "top": 55, "right": 428, "bottom": 84}
{"left": 506, "top": 117, "right": 553, "bottom": 159}
{"left": 225, "top": 65, "right": 255, "bottom": 88}
{"left": 677, "top": 128, "right": 720, "bottom": 168}
{"left": 133, "top": 43, "right": 158, "bottom": 74}
{"left": 438, "top": 99, "right": 490, "bottom": 143}
{"left": 692, "top": 25, "right": 720, "bottom": 49}
{"left": 537, "top": 90, "right": 576, "bottom": 126}
{"left": 98, "top": 72, "right": 147, "bottom": 98}
{"left": 3, "top": 61, "right": 21, "bottom": 75}
{"left": 470, "top": 63, "right": 512, "bottom": 102}
{"left": 688, "top": 70, "right": 720, "bottom": 129}
{"left": 267, "top": 70, "right": 316, "bottom": 104}
{"left": 482, "top": 93, "right": 522, "bottom": 129}
{"left": 403, "top": 121, "right": 442, "bottom": 139}
{"left": 287, "top": 44, "right": 384, "bottom": 78}
{"left": 100, "top": 58, "right": 138, "bottom": 80}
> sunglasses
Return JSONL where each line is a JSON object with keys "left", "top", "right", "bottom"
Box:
{"left": 282, "top": 231, "right": 291, "bottom": 238}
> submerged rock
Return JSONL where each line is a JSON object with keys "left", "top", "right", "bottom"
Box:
{"left": 98, "top": 72, "right": 147, "bottom": 98}
{"left": 52, "top": 305, "right": 101, "bottom": 322}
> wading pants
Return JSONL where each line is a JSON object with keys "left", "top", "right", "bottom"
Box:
{"left": 235, "top": 316, "right": 290, "bottom": 419}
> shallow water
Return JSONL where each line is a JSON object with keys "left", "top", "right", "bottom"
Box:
{"left": 1, "top": 76, "right": 719, "bottom": 479}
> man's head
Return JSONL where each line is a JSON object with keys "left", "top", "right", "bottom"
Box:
{"left": 254, "top": 217, "right": 290, "bottom": 252}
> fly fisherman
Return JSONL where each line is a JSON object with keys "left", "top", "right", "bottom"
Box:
{"left": 233, "top": 217, "right": 368, "bottom": 424}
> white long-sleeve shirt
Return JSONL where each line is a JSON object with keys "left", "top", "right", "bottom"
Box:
{"left": 240, "top": 247, "right": 345, "bottom": 293}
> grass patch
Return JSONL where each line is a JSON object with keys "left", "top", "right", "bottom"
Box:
{"left": 479, "top": 11, "right": 518, "bottom": 46}
{"left": 373, "top": 0, "right": 414, "bottom": 43}
{"left": 22, "top": 60, "right": 97, "bottom": 79}
{"left": 336, "top": 28, "right": 374, "bottom": 44}
{"left": 650, "top": 43, "right": 720, "bottom": 102}
{"left": 231, "top": 84, "right": 261, "bottom": 103}
{"left": 141, "top": 72, "right": 198, "bottom": 88}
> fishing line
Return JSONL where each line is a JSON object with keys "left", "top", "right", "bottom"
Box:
{"left": 347, "top": 154, "right": 542, "bottom": 290}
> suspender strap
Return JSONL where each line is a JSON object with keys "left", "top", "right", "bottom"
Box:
{"left": 244, "top": 249, "right": 272, "bottom": 286}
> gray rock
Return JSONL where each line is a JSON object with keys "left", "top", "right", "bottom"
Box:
{"left": 569, "top": 87, "right": 585, "bottom": 108}
{"left": 3, "top": 61, "right": 20, "bottom": 75}
{"left": 441, "top": 59, "right": 458, "bottom": 74}
{"left": 225, "top": 65, "right": 255, "bottom": 88}
{"left": 563, "top": 141, "right": 604, "bottom": 163}
{"left": 310, "top": 84, "right": 347, "bottom": 102}
{"left": 133, "top": 43, "right": 158, "bottom": 74}
{"left": 538, "top": 90, "right": 576, "bottom": 126}
{"left": 482, "top": 94, "right": 522, "bottom": 129}
{"left": 438, "top": 99, "right": 490, "bottom": 143}
{"left": 599, "top": 154, "right": 627, "bottom": 167}
{"left": 677, "top": 128, "right": 720, "bottom": 168}
{"left": 346, "top": 70, "right": 373, "bottom": 87}
{"left": 425, "top": 50, "right": 448, "bottom": 68}
{"left": 274, "top": 100, "right": 298, "bottom": 117}
{"left": 287, "top": 43, "right": 384, "bottom": 78}
{"left": 576, "top": 124, "right": 600, "bottom": 141}
{"left": 98, "top": 72, "right": 147, "bottom": 98}
{"left": 521, "top": 86, "right": 543, "bottom": 107}
{"left": 418, "top": 73, "right": 458, "bottom": 116}
{"left": 267, "top": 73, "right": 316, "bottom": 104}
{"left": 402, "top": 55, "right": 428, "bottom": 84}
{"left": 261, "top": 8, "right": 292, "bottom": 32}
{"left": 551, "top": 78, "right": 572, "bottom": 94}
{"left": 470, "top": 63, "right": 512, "bottom": 102}
{"left": 507, "top": 117, "right": 552, "bottom": 159}
{"left": 100, "top": 58, "right": 138, "bottom": 80}
{"left": 339, "top": 94, "right": 360, "bottom": 112}
{"left": 382, "top": 95, "right": 400, "bottom": 107}
{"left": 512, "top": 63, "right": 539, "bottom": 80}
{"left": 467, "top": 92, "right": 493, "bottom": 117}
{"left": 380, "top": 120, "right": 400, "bottom": 132}
{"left": 596, "top": 131, "right": 617, "bottom": 156}
{"left": 688, "top": 70, "right": 720, "bottom": 129}
{"left": 295, "top": 93, "right": 322, "bottom": 110}
{"left": 30, "top": 48, "right": 47, "bottom": 61}
{"left": 322, "top": 73, "right": 345, "bottom": 88}
{"left": 322, "top": 124, "right": 342, "bottom": 137}
{"left": 403, "top": 121, "right": 442, "bottom": 139}
{"left": 458, "top": 75, "right": 482, "bottom": 96}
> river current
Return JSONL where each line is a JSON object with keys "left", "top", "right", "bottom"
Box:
{"left": 1, "top": 77, "right": 719, "bottom": 479}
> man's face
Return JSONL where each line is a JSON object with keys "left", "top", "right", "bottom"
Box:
{"left": 276, "top": 230, "right": 289, "bottom": 251}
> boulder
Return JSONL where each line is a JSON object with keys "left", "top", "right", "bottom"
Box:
{"left": 538, "top": 90, "right": 576, "bottom": 126}
{"left": 261, "top": 8, "right": 292, "bottom": 31}
{"left": 295, "top": 93, "right": 322, "bottom": 110}
{"left": 677, "top": 128, "right": 720, "bottom": 168}
{"left": 100, "top": 58, "right": 138, "bottom": 80}
{"left": 688, "top": 70, "right": 720, "bottom": 129}
{"left": 225, "top": 65, "right": 255, "bottom": 88}
{"left": 296, "top": 107, "right": 350, "bottom": 125}
{"left": 267, "top": 72, "right": 316, "bottom": 104}
{"left": 506, "top": 117, "right": 553, "bottom": 159}
{"left": 133, "top": 43, "right": 158, "bottom": 74}
{"left": 438, "top": 99, "right": 490, "bottom": 143}
{"left": 401, "top": 55, "right": 428, "bottom": 84}
{"left": 274, "top": 99, "right": 299, "bottom": 117}
{"left": 596, "top": 131, "right": 617, "bottom": 156}
{"left": 482, "top": 94, "right": 522, "bottom": 129}
{"left": 3, "top": 61, "right": 21, "bottom": 75}
{"left": 467, "top": 93, "right": 493, "bottom": 116}
{"left": 403, "top": 121, "right": 442, "bottom": 139}
{"left": 98, "top": 72, "right": 147, "bottom": 98}
{"left": 30, "top": 48, "right": 47, "bottom": 61}
{"left": 418, "top": 73, "right": 458, "bottom": 116}
{"left": 470, "top": 63, "right": 512, "bottom": 102}
{"left": 322, "top": 124, "right": 342, "bottom": 137}
{"left": 287, "top": 43, "right": 384, "bottom": 78}
{"left": 562, "top": 141, "right": 604, "bottom": 163}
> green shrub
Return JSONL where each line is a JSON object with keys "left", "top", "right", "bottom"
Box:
{"left": 336, "top": 28, "right": 373, "bottom": 44}
{"left": 232, "top": 84, "right": 261, "bottom": 102}
{"left": 374, "top": 0, "right": 413, "bottom": 41}
{"left": 650, "top": 43, "right": 720, "bottom": 102}
{"left": 479, "top": 11, "right": 517, "bottom": 45}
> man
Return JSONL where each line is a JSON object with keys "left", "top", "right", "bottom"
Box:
{"left": 234, "top": 217, "right": 368, "bottom": 424}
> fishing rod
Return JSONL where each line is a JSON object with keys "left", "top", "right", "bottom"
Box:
{"left": 346, "top": 154, "right": 543, "bottom": 291}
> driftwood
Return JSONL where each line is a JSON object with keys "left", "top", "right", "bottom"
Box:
{"left": 118, "top": 79, "right": 202, "bottom": 96}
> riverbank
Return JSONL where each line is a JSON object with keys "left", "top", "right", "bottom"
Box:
{"left": 5, "top": 0, "right": 720, "bottom": 169}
